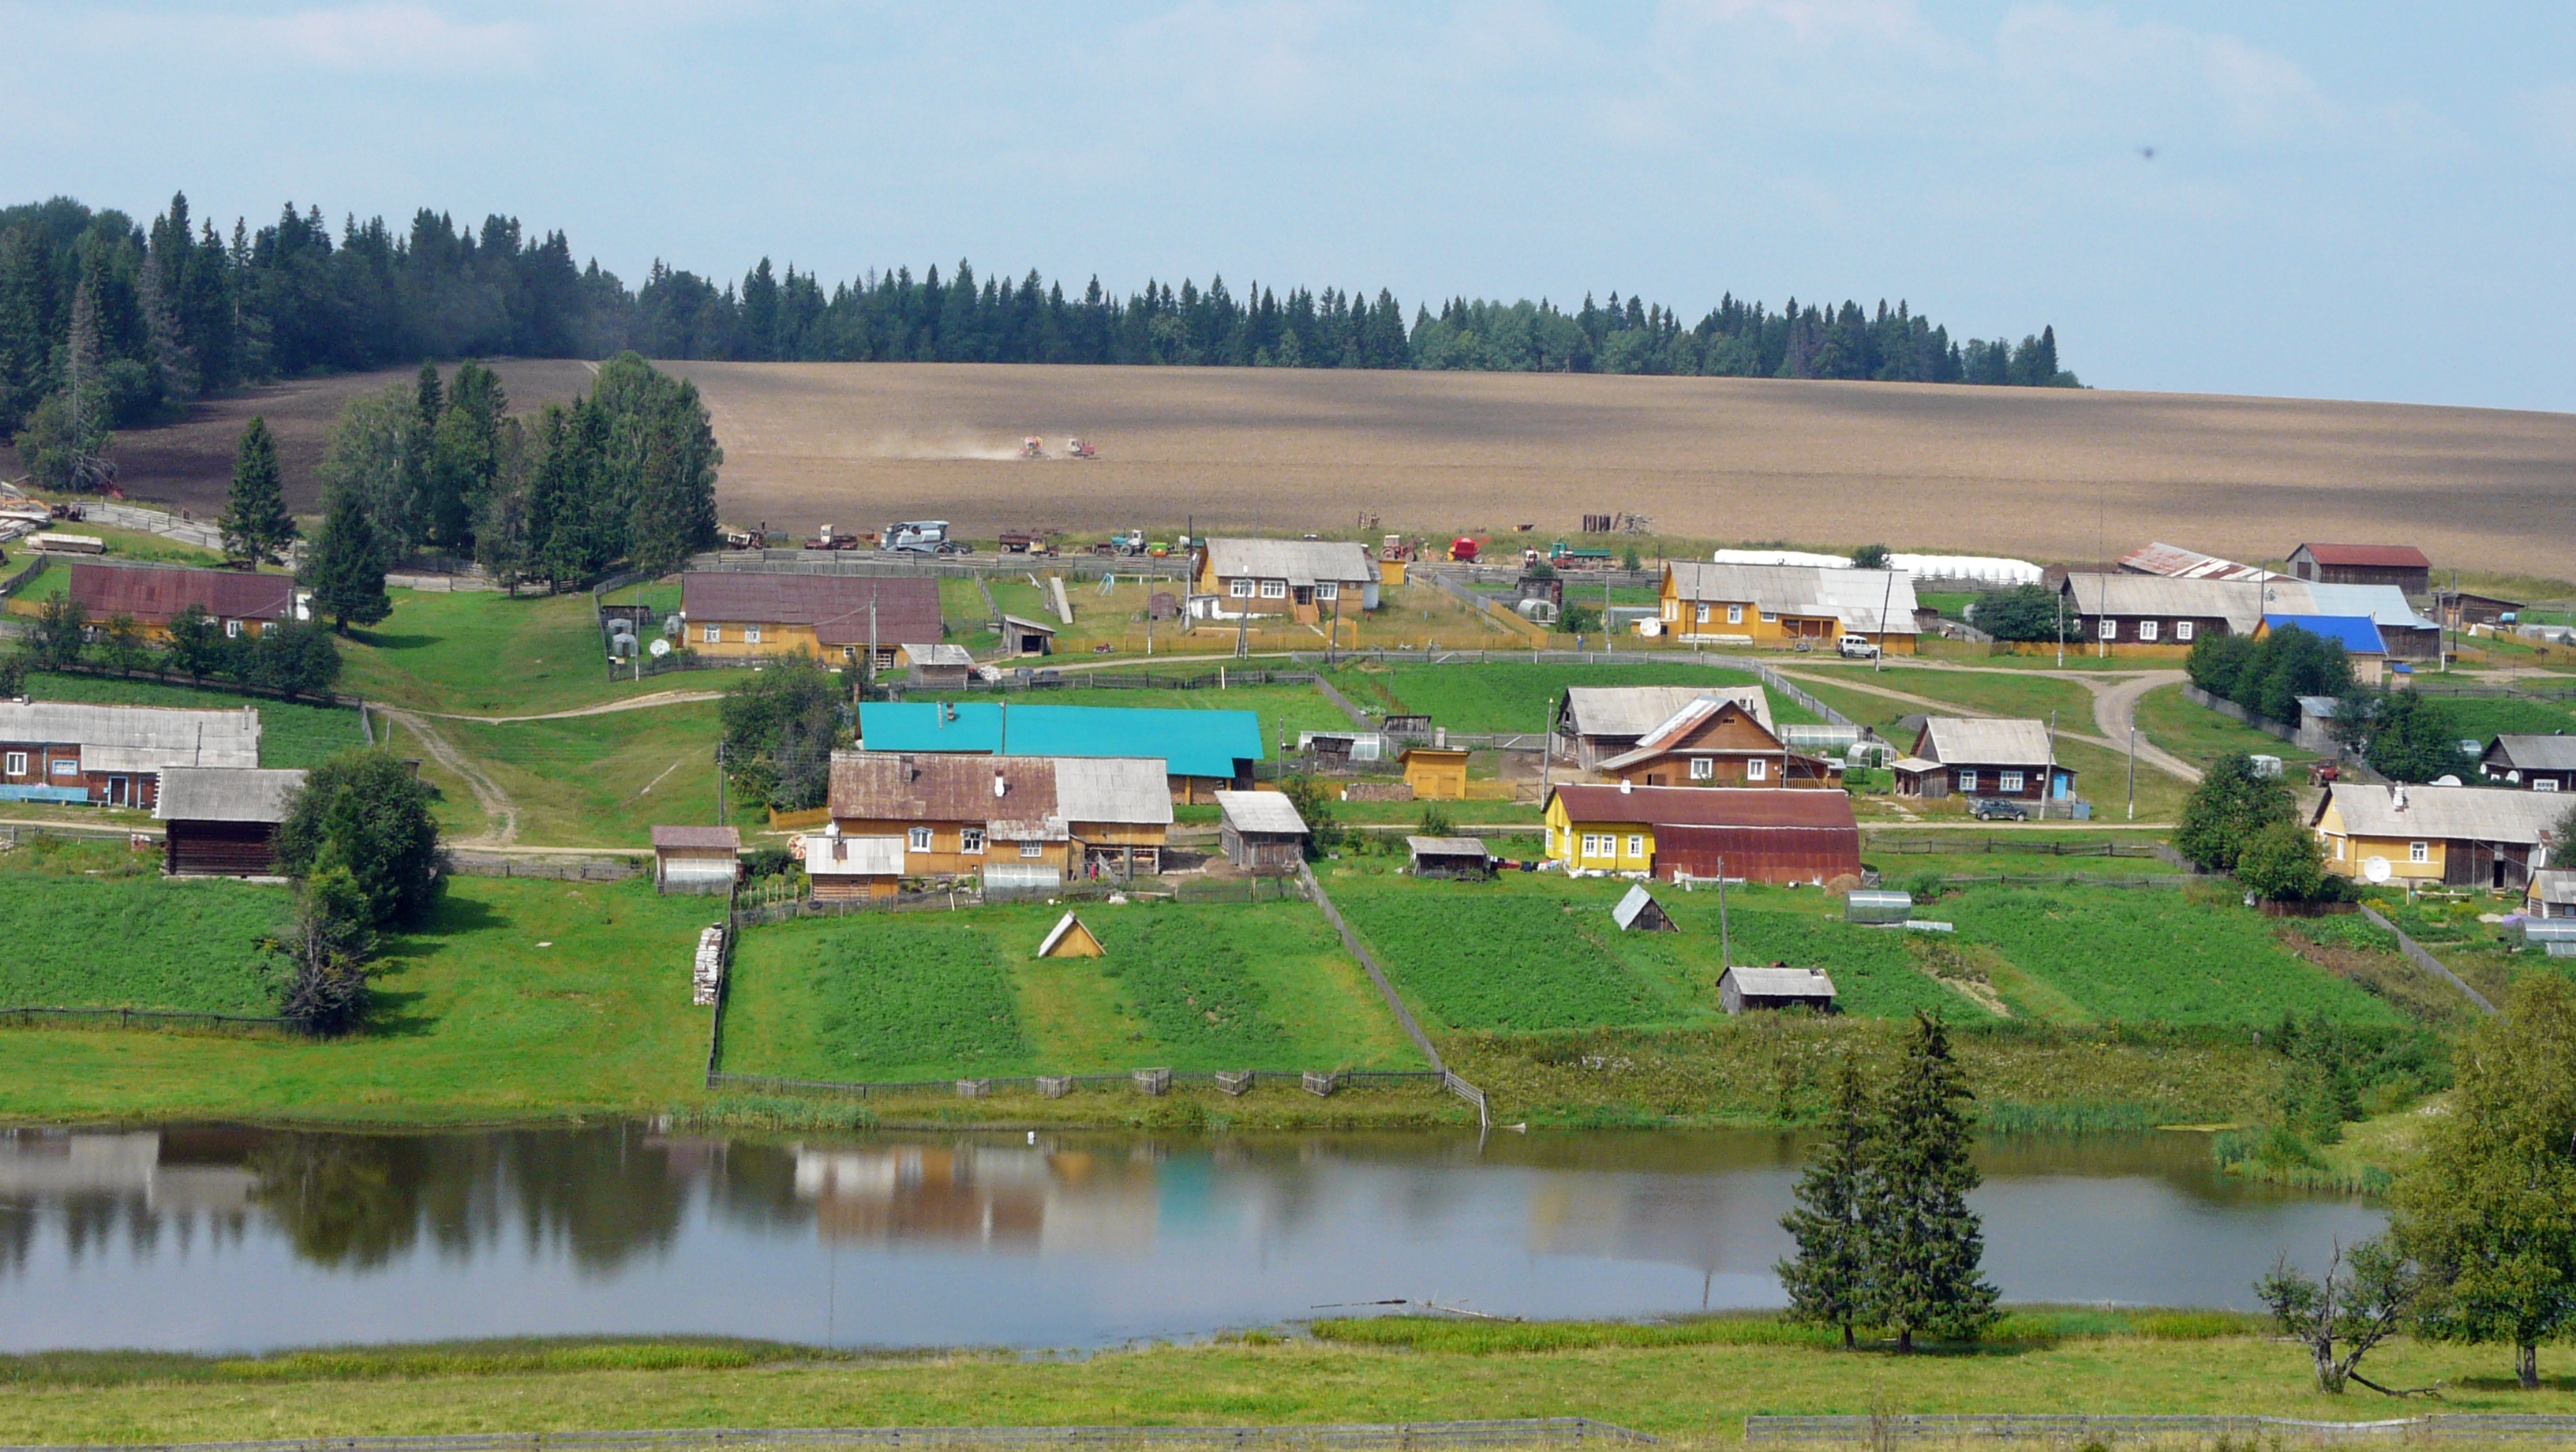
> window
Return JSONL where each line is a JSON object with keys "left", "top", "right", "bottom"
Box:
{"left": 703, "top": 623, "right": 721, "bottom": 643}
{"left": 2138, "top": 621, "right": 2159, "bottom": 643}
{"left": 2409, "top": 840, "right": 2430, "bottom": 863}
{"left": 1694, "top": 604, "right": 1710, "bottom": 625}
{"left": 2, "top": 752, "right": 21, "bottom": 776}
{"left": 1316, "top": 581, "right": 1338, "bottom": 601}
{"left": 1260, "top": 578, "right": 1287, "bottom": 599}
{"left": 1759, "top": 610, "right": 1777, "bottom": 623}
{"left": 1690, "top": 757, "right": 1714, "bottom": 780}
{"left": 2099, "top": 619, "right": 2117, "bottom": 640}
{"left": 908, "top": 827, "right": 934, "bottom": 852}
{"left": 1230, "top": 578, "right": 1254, "bottom": 598}
{"left": 1747, "top": 758, "right": 1768, "bottom": 781}
{"left": 2176, "top": 621, "right": 2196, "bottom": 642}
{"left": 50, "top": 758, "right": 78, "bottom": 777}
{"left": 1582, "top": 834, "right": 1603, "bottom": 859}
{"left": 2000, "top": 770, "right": 2025, "bottom": 792}
{"left": 960, "top": 828, "right": 986, "bottom": 855}
{"left": 2334, "top": 836, "right": 2346, "bottom": 859}
{"left": 745, "top": 626, "right": 762, "bottom": 644}
{"left": 1661, "top": 600, "right": 1679, "bottom": 622}
{"left": 1957, "top": 769, "right": 1979, "bottom": 792}
{"left": 224, "top": 619, "right": 242, "bottom": 639}
{"left": 2540, "top": 779, "right": 2563, "bottom": 792}
{"left": 1728, "top": 604, "right": 1744, "bottom": 625}
{"left": 1020, "top": 840, "right": 1045, "bottom": 859}
{"left": 1626, "top": 834, "right": 1645, "bottom": 859}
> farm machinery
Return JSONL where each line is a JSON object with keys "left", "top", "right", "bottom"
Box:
{"left": 1065, "top": 437, "right": 1098, "bottom": 458}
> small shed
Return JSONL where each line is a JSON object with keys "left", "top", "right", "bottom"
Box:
{"left": 2436, "top": 590, "right": 2522, "bottom": 631}
{"left": 2529, "top": 870, "right": 2576, "bottom": 922}
{"left": 155, "top": 767, "right": 305, "bottom": 877}
{"left": 1038, "top": 911, "right": 1105, "bottom": 958}
{"left": 1399, "top": 745, "right": 1471, "bottom": 801}
{"left": 999, "top": 614, "right": 1057, "bottom": 657}
{"left": 1406, "top": 835, "right": 1494, "bottom": 879}
{"left": 1719, "top": 965, "right": 1839, "bottom": 1015}
{"left": 799, "top": 829, "right": 904, "bottom": 900}
{"left": 652, "top": 825, "right": 743, "bottom": 894}
{"left": 1611, "top": 883, "right": 1675, "bottom": 932}
{"left": 1214, "top": 789, "right": 1309, "bottom": 874}
{"left": 900, "top": 642, "right": 974, "bottom": 688}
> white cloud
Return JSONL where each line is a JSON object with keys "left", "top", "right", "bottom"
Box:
{"left": 1995, "top": 5, "right": 2333, "bottom": 144}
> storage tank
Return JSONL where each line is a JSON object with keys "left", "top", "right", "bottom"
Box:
{"left": 1844, "top": 889, "right": 1914, "bottom": 926}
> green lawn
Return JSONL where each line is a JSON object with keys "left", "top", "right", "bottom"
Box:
{"left": 0, "top": 840, "right": 288, "bottom": 1013}
{"left": 440, "top": 701, "right": 724, "bottom": 848}
{"left": 1787, "top": 664, "right": 2096, "bottom": 732}
{"left": 339, "top": 587, "right": 754, "bottom": 716}
{"left": 0, "top": 874, "right": 718, "bottom": 1123}
{"left": 24, "top": 671, "right": 365, "bottom": 769}
{"left": 721, "top": 899, "right": 1426, "bottom": 1081}
{"left": 2410, "top": 691, "right": 2576, "bottom": 742}
{"left": 2133, "top": 683, "right": 2320, "bottom": 773}
{"left": 1323, "top": 661, "right": 1815, "bottom": 733}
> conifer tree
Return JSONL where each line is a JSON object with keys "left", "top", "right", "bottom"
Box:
{"left": 1779, "top": 1055, "right": 1877, "bottom": 1347}
{"left": 1861, "top": 1012, "right": 1999, "bottom": 1352}
{"left": 304, "top": 479, "right": 391, "bottom": 633}
{"left": 219, "top": 415, "right": 298, "bottom": 566}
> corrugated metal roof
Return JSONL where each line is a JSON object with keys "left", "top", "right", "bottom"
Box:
{"left": 69, "top": 562, "right": 294, "bottom": 622}
{"left": 1562, "top": 685, "right": 1773, "bottom": 737}
{"left": 859, "top": 702, "right": 1261, "bottom": 779}
{"left": 1215, "top": 789, "right": 1308, "bottom": 835}
{"left": 1203, "top": 538, "right": 1373, "bottom": 587}
{"left": 0, "top": 701, "right": 261, "bottom": 771}
{"left": 2490, "top": 735, "right": 2576, "bottom": 772}
{"left": 2321, "top": 783, "right": 2570, "bottom": 844}
{"left": 1611, "top": 883, "right": 1666, "bottom": 930}
{"left": 153, "top": 767, "right": 305, "bottom": 823}
{"left": 680, "top": 572, "right": 942, "bottom": 646}
{"left": 1406, "top": 836, "right": 1492, "bottom": 858}
{"left": 832, "top": 751, "right": 1059, "bottom": 821}
{"left": 2263, "top": 615, "right": 2387, "bottom": 654}
{"left": 1664, "top": 563, "right": 1920, "bottom": 634}
{"left": 2532, "top": 869, "right": 2576, "bottom": 906}
{"left": 1548, "top": 784, "right": 1859, "bottom": 829}
{"left": 1051, "top": 757, "right": 1174, "bottom": 826}
{"left": 800, "top": 833, "right": 904, "bottom": 875}
{"left": 1917, "top": 717, "right": 2055, "bottom": 766}
{"left": 2294, "top": 543, "right": 2430, "bottom": 569}
{"left": 1724, "top": 966, "right": 1838, "bottom": 998}
{"left": 2061, "top": 572, "right": 2265, "bottom": 631}
{"left": 2116, "top": 543, "right": 2282, "bottom": 582}
{"left": 2293, "top": 583, "right": 2440, "bottom": 632}
{"left": 901, "top": 643, "right": 974, "bottom": 667}
{"left": 652, "top": 825, "right": 741, "bottom": 851}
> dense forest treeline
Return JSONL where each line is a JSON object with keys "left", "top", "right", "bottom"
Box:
{"left": 0, "top": 191, "right": 2078, "bottom": 461}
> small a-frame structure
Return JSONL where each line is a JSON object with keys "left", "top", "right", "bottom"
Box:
{"left": 1611, "top": 883, "right": 1676, "bottom": 932}
{"left": 1038, "top": 910, "right": 1105, "bottom": 958}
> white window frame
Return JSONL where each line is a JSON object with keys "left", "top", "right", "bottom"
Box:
{"left": 2540, "top": 779, "right": 2563, "bottom": 792}
{"left": 224, "top": 619, "right": 242, "bottom": 639}
{"left": 1957, "top": 769, "right": 1979, "bottom": 792}
{"left": 2099, "top": 619, "right": 2117, "bottom": 641}
{"left": 1662, "top": 600, "right": 1679, "bottom": 622}
{"left": 2409, "top": 840, "right": 2430, "bottom": 863}
{"left": 1759, "top": 610, "right": 1778, "bottom": 623}
{"left": 1260, "top": 578, "right": 1287, "bottom": 599}
{"left": 1230, "top": 578, "right": 1254, "bottom": 598}
{"left": 1626, "top": 834, "right": 1645, "bottom": 859}
{"left": 2176, "top": 621, "right": 2196, "bottom": 642}
{"left": 1020, "top": 840, "right": 1045, "bottom": 859}
{"left": 1690, "top": 757, "right": 1714, "bottom": 780}
{"left": 2000, "top": 770, "right": 2025, "bottom": 792}
{"left": 2, "top": 752, "right": 21, "bottom": 776}
{"left": 1728, "top": 604, "right": 1744, "bottom": 625}
{"left": 1582, "top": 834, "right": 1601, "bottom": 859}
{"left": 1695, "top": 604, "right": 1710, "bottom": 625}
{"left": 960, "top": 827, "right": 986, "bottom": 855}
{"left": 703, "top": 623, "right": 721, "bottom": 643}
{"left": 2138, "top": 621, "right": 2159, "bottom": 643}
{"left": 2333, "top": 835, "right": 2347, "bottom": 859}
{"left": 745, "top": 625, "right": 763, "bottom": 644}
{"left": 1316, "top": 581, "right": 1338, "bottom": 601}
{"left": 1747, "top": 758, "right": 1768, "bottom": 781}
{"left": 50, "top": 758, "right": 79, "bottom": 777}
{"left": 908, "top": 827, "right": 934, "bottom": 852}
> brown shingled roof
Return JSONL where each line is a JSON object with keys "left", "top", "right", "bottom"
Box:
{"left": 1547, "top": 784, "right": 1859, "bottom": 830}
{"left": 830, "top": 750, "right": 1060, "bottom": 821}
{"left": 651, "top": 825, "right": 742, "bottom": 851}
{"left": 2294, "top": 543, "right": 2431, "bottom": 569}
{"left": 681, "top": 572, "right": 942, "bottom": 646}
{"left": 69, "top": 562, "right": 294, "bottom": 623}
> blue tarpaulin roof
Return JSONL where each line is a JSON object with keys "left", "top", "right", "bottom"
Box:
{"left": 857, "top": 702, "right": 1264, "bottom": 780}
{"left": 2262, "top": 614, "right": 2387, "bottom": 654}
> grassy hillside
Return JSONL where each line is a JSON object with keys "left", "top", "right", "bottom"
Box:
{"left": 1325, "top": 661, "right": 1814, "bottom": 732}
{"left": 0, "top": 839, "right": 286, "bottom": 1013}
{"left": 338, "top": 588, "right": 754, "bottom": 716}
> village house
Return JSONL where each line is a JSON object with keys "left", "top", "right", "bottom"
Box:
{"left": 0, "top": 701, "right": 261, "bottom": 808}
{"left": 827, "top": 750, "right": 1173, "bottom": 880}
{"left": 2312, "top": 782, "right": 2567, "bottom": 891}
{"left": 68, "top": 562, "right": 298, "bottom": 642}
{"left": 1890, "top": 717, "right": 2074, "bottom": 803}
{"left": 1214, "top": 789, "right": 1308, "bottom": 874}
{"left": 650, "top": 825, "right": 741, "bottom": 894}
{"left": 1553, "top": 685, "right": 1773, "bottom": 770}
{"left": 2481, "top": 735, "right": 2576, "bottom": 791}
{"left": 1193, "top": 539, "right": 1377, "bottom": 624}
{"left": 156, "top": 767, "right": 304, "bottom": 876}
{"left": 2057, "top": 574, "right": 2259, "bottom": 655}
{"left": 2258, "top": 615, "right": 2389, "bottom": 686}
{"left": 796, "top": 825, "right": 906, "bottom": 900}
{"left": 2286, "top": 543, "right": 2432, "bottom": 594}
{"left": 680, "top": 571, "right": 942, "bottom": 670}
{"left": 2434, "top": 590, "right": 2522, "bottom": 633}
{"left": 1542, "top": 783, "right": 1860, "bottom": 885}
{"left": 1657, "top": 563, "right": 1919, "bottom": 653}
{"left": 856, "top": 702, "right": 1262, "bottom": 803}
{"left": 1593, "top": 695, "right": 1831, "bottom": 789}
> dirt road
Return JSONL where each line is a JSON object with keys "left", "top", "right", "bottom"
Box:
{"left": 379, "top": 706, "right": 519, "bottom": 846}
{"left": 2090, "top": 672, "right": 2201, "bottom": 784}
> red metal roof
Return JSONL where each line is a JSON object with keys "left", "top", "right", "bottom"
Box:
{"left": 681, "top": 572, "right": 942, "bottom": 646}
{"left": 2293, "top": 543, "right": 2430, "bottom": 569}
{"left": 69, "top": 562, "right": 294, "bottom": 623}
{"left": 1547, "top": 784, "right": 1858, "bottom": 829}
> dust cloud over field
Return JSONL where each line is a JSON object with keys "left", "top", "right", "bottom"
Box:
{"left": 664, "top": 361, "right": 2574, "bottom": 578}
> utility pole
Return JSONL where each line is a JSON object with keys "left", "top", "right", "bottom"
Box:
{"left": 2047, "top": 708, "right": 2057, "bottom": 820}
{"left": 867, "top": 598, "right": 878, "bottom": 694}
{"left": 1717, "top": 855, "right": 1732, "bottom": 972}
{"left": 715, "top": 740, "right": 726, "bottom": 825}
{"left": 2126, "top": 724, "right": 2137, "bottom": 822}
{"left": 1875, "top": 564, "right": 1896, "bottom": 674}
{"left": 2055, "top": 582, "right": 2065, "bottom": 669}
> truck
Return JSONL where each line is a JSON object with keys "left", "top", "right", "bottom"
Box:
{"left": 883, "top": 519, "right": 952, "bottom": 553}
{"left": 998, "top": 530, "right": 1059, "bottom": 556}
{"left": 802, "top": 523, "right": 872, "bottom": 551}
{"left": 1089, "top": 530, "right": 1148, "bottom": 557}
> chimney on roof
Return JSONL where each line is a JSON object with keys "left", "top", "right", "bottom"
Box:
{"left": 995, "top": 769, "right": 1008, "bottom": 799}
{"left": 1619, "top": 778, "right": 1632, "bottom": 795}
{"left": 2392, "top": 785, "right": 2408, "bottom": 813}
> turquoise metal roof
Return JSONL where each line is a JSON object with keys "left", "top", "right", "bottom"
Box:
{"left": 858, "top": 702, "right": 1264, "bottom": 780}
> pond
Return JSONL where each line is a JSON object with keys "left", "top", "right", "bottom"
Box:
{"left": 0, "top": 1125, "right": 2380, "bottom": 1353}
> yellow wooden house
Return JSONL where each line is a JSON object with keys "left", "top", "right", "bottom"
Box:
{"left": 1657, "top": 562, "right": 1918, "bottom": 653}
{"left": 2312, "top": 782, "right": 2566, "bottom": 891}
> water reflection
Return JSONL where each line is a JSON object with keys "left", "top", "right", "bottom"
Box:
{"left": 0, "top": 1124, "right": 2384, "bottom": 1353}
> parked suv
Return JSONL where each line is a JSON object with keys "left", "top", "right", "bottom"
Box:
{"left": 1837, "top": 634, "right": 1881, "bottom": 659}
{"left": 1969, "top": 796, "right": 2031, "bottom": 821}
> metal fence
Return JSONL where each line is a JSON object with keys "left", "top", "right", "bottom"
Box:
{"left": 1746, "top": 1413, "right": 2576, "bottom": 1444}
{"left": 0, "top": 1419, "right": 1651, "bottom": 1452}
{"left": 0, "top": 1005, "right": 294, "bottom": 1035}
{"left": 448, "top": 853, "right": 644, "bottom": 882}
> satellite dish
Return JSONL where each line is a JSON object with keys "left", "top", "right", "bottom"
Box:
{"left": 2364, "top": 856, "right": 2392, "bottom": 884}
{"left": 649, "top": 637, "right": 672, "bottom": 658}
{"left": 2434, "top": 774, "right": 2462, "bottom": 787}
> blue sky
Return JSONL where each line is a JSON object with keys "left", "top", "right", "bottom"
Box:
{"left": 4, "top": 2, "right": 2569, "bottom": 410}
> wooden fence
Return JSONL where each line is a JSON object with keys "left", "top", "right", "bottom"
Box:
{"left": 706, "top": 1065, "right": 1458, "bottom": 1102}
{"left": 1865, "top": 836, "right": 2162, "bottom": 858}
{"left": 2, "top": 1417, "right": 1653, "bottom": 1452}
{"left": 447, "top": 853, "right": 644, "bottom": 882}
{"left": 2358, "top": 904, "right": 2497, "bottom": 1016}
{"left": 941, "top": 668, "right": 1319, "bottom": 693}
{"left": 1747, "top": 1412, "right": 2576, "bottom": 1443}
{"left": 0, "top": 1005, "right": 294, "bottom": 1035}
{"left": 1298, "top": 862, "right": 1448, "bottom": 1076}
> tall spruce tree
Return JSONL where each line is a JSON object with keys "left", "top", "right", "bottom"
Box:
{"left": 304, "top": 478, "right": 391, "bottom": 633}
{"left": 1861, "top": 1012, "right": 1999, "bottom": 1352}
{"left": 1779, "top": 1056, "right": 1877, "bottom": 1348}
{"left": 219, "top": 415, "right": 298, "bottom": 565}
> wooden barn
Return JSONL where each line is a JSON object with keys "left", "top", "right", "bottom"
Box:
{"left": 899, "top": 642, "right": 975, "bottom": 688}
{"left": 998, "top": 614, "right": 1058, "bottom": 657}
{"left": 1398, "top": 744, "right": 1470, "bottom": 800}
{"left": 1611, "top": 883, "right": 1674, "bottom": 932}
{"left": 1406, "top": 836, "right": 1494, "bottom": 879}
{"left": 2481, "top": 735, "right": 2576, "bottom": 791}
{"left": 1038, "top": 911, "right": 1105, "bottom": 958}
{"left": 651, "top": 825, "right": 742, "bottom": 894}
{"left": 2436, "top": 590, "right": 2522, "bottom": 632}
{"left": 1544, "top": 784, "right": 1861, "bottom": 885}
{"left": 155, "top": 767, "right": 304, "bottom": 877}
{"left": 2286, "top": 543, "right": 2432, "bottom": 593}
{"left": 1719, "top": 965, "right": 1838, "bottom": 1015}
{"left": 1214, "top": 789, "right": 1308, "bottom": 874}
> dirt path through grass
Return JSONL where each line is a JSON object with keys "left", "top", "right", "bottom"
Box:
{"left": 420, "top": 687, "right": 723, "bottom": 724}
{"left": 2091, "top": 670, "right": 2200, "bottom": 783}
{"left": 381, "top": 707, "right": 519, "bottom": 845}
{"left": 1779, "top": 668, "right": 2153, "bottom": 762}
